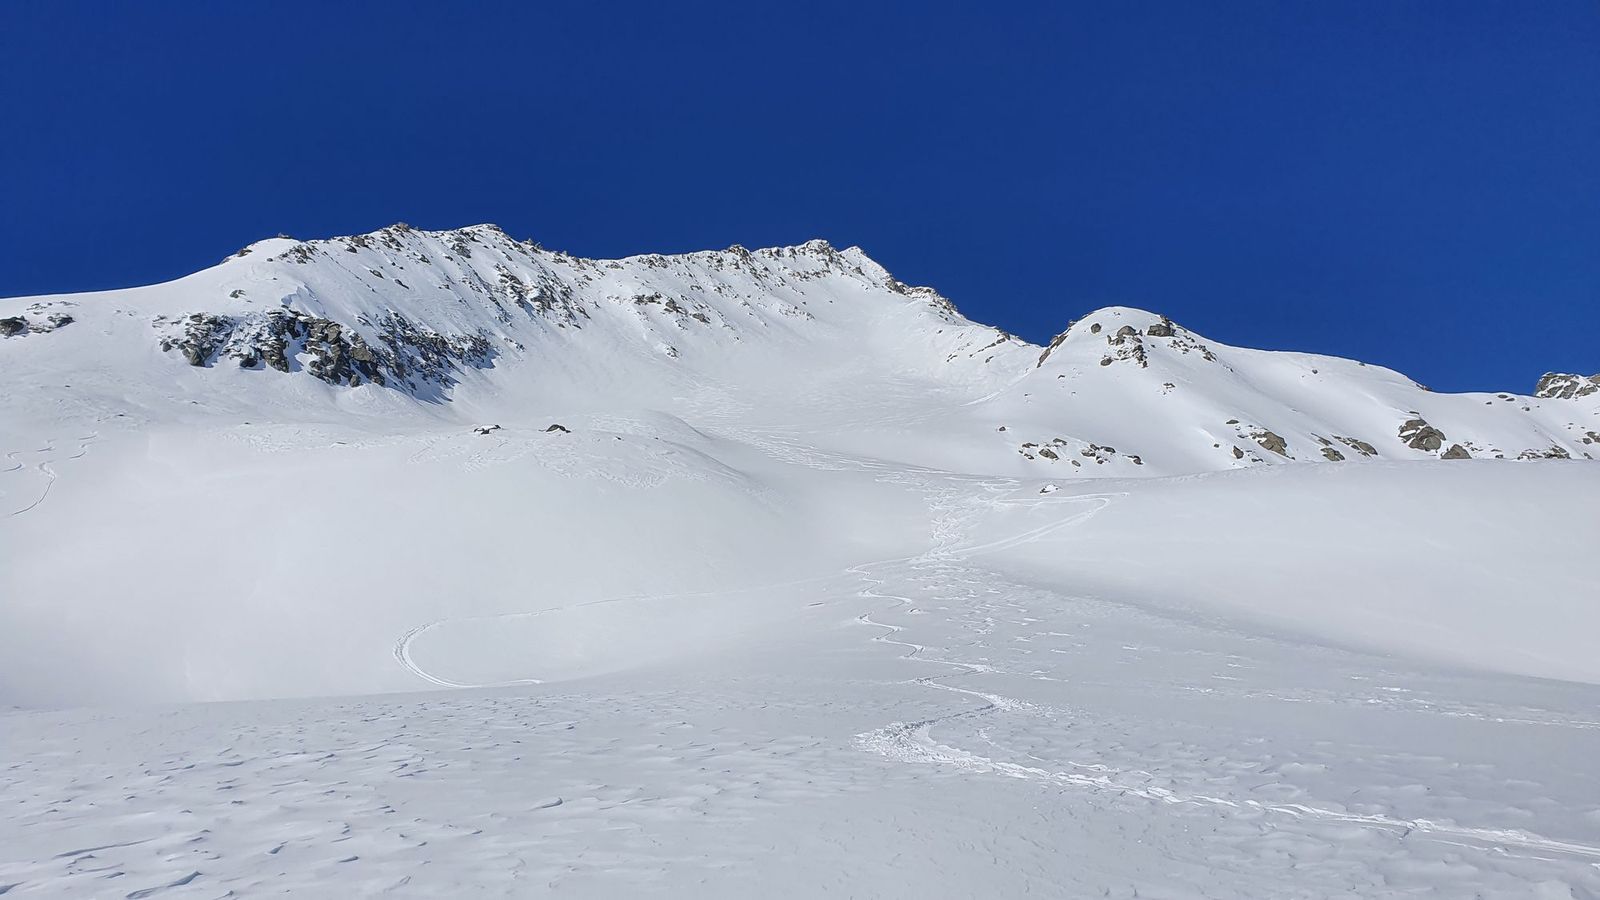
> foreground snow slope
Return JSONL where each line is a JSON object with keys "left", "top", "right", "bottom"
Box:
{"left": 2, "top": 460, "right": 1598, "bottom": 897}
{"left": 2, "top": 225, "right": 1598, "bottom": 897}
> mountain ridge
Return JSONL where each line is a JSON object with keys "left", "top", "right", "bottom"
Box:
{"left": 2, "top": 222, "right": 1595, "bottom": 475}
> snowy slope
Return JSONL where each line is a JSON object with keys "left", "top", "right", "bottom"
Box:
{"left": 2, "top": 225, "right": 1599, "bottom": 897}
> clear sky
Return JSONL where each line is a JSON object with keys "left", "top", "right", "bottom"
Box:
{"left": 2, "top": 2, "right": 1595, "bottom": 392}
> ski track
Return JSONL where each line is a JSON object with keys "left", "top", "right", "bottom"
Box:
{"left": 835, "top": 448, "right": 1600, "bottom": 868}
{"left": 3, "top": 433, "right": 97, "bottom": 518}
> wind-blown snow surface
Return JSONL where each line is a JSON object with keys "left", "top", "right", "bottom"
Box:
{"left": 2, "top": 226, "right": 1599, "bottom": 897}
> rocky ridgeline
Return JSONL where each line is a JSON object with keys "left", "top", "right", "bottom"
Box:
{"left": 1534, "top": 372, "right": 1600, "bottom": 400}
{"left": 157, "top": 309, "right": 494, "bottom": 389}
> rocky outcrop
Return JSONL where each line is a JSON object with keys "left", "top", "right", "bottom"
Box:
{"left": 1534, "top": 373, "right": 1600, "bottom": 400}
{"left": 1104, "top": 325, "right": 1150, "bottom": 368}
{"left": 159, "top": 313, "right": 233, "bottom": 366}
{"left": 1035, "top": 328, "right": 1072, "bottom": 367}
{"left": 157, "top": 309, "right": 494, "bottom": 391}
{"left": 1252, "top": 430, "right": 1289, "bottom": 457}
{"left": 1442, "top": 444, "right": 1472, "bottom": 460}
{"left": 1335, "top": 436, "right": 1378, "bottom": 457}
{"left": 1, "top": 309, "right": 74, "bottom": 337}
{"left": 1398, "top": 418, "right": 1447, "bottom": 452}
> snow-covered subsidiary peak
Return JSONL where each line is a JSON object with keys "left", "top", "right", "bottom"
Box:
{"left": 1, "top": 224, "right": 1595, "bottom": 475}
{"left": 993, "top": 305, "right": 1599, "bottom": 473}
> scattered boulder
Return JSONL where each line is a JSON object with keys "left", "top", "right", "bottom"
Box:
{"left": 1321, "top": 447, "right": 1345, "bottom": 462}
{"left": 474, "top": 424, "right": 502, "bottom": 435}
{"left": 1145, "top": 316, "right": 1175, "bottom": 338}
{"left": 1252, "top": 430, "right": 1289, "bottom": 457}
{"left": 0, "top": 316, "right": 27, "bottom": 337}
{"left": 545, "top": 423, "right": 570, "bottom": 434}
{"left": 1441, "top": 444, "right": 1472, "bottom": 460}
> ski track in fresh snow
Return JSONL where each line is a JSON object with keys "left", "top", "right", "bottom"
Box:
{"left": 2, "top": 433, "right": 96, "bottom": 518}
{"left": 804, "top": 431, "right": 1600, "bottom": 870}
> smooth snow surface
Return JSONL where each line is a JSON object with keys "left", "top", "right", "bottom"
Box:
{"left": 2, "top": 226, "right": 1599, "bottom": 897}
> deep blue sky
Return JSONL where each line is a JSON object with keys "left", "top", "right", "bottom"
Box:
{"left": 3, "top": 2, "right": 1596, "bottom": 391}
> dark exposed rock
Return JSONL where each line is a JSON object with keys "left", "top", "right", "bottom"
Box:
{"left": 1336, "top": 436, "right": 1378, "bottom": 457}
{"left": 1398, "top": 418, "right": 1446, "bottom": 452}
{"left": 1035, "top": 328, "right": 1072, "bottom": 367}
{"left": 1321, "top": 447, "right": 1345, "bottom": 462}
{"left": 545, "top": 423, "right": 570, "bottom": 434}
{"left": 157, "top": 308, "right": 493, "bottom": 391}
{"left": 159, "top": 313, "right": 232, "bottom": 366}
{"left": 1232, "top": 446, "right": 1245, "bottom": 459}
{"left": 0, "top": 316, "right": 27, "bottom": 337}
{"left": 474, "top": 424, "right": 502, "bottom": 435}
{"left": 1441, "top": 444, "right": 1472, "bottom": 459}
{"left": 1534, "top": 372, "right": 1600, "bottom": 400}
{"left": 1038, "top": 447, "right": 1059, "bottom": 460}
{"left": 1145, "top": 316, "right": 1174, "bottom": 338}
{"left": 1252, "top": 430, "right": 1289, "bottom": 456}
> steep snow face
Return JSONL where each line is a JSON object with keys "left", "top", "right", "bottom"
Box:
{"left": 1, "top": 223, "right": 1595, "bottom": 475}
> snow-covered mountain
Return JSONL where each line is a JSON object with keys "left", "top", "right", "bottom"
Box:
{"left": 4, "top": 225, "right": 1600, "bottom": 898}
{"left": 3, "top": 223, "right": 1595, "bottom": 478}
